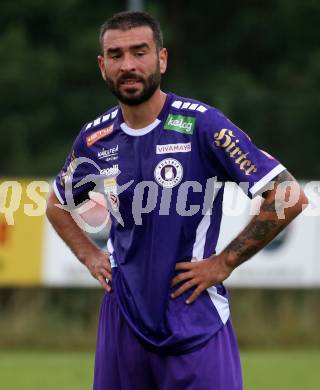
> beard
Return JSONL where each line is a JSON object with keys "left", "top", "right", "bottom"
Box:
{"left": 105, "top": 63, "right": 161, "bottom": 106}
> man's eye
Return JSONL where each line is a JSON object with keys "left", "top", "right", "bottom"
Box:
{"left": 108, "top": 53, "right": 121, "bottom": 59}
{"left": 135, "top": 52, "right": 145, "bottom": 57}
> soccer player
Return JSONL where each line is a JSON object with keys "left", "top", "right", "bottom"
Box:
{"left": 46, "top": 11, "right": 308, "bottom": 390}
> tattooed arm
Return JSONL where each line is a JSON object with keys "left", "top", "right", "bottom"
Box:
{"left": 171, "top": 170, "right": 308, "bottom": 304}
{"left": 223, "top": 170, "right": 308, "bottom": 265}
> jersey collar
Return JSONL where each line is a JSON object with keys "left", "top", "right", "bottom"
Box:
{"left": 118, "top": 92, "right": 173, "bottom": 137}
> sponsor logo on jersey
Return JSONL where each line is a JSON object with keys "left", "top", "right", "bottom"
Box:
{"left": 103, "top": 177, "right": 119, "bottom": 211}
{"left": 98, "top": 145, "right": 118, "bottom": 161}
{"left": 154, "top": 158, "right": 183, "bottom": 188}
{"left": 156, "top": 142, "right": 191, "bottom": 154}
{"left": 164, "top": 114, "right": 196, "bottom": 135}
{"left": 213, "top": 129, "right": 257, "bottom": 176}
{"left": 86, "top": 124, "right": 113, "bottom": 147}
{"left": 100, "top": 164, "right": 119, "bottom": 177}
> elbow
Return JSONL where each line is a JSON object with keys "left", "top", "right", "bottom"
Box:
{"left": 287, "top": 186, "right": 309, "bottom": 221}
{"left": 46, "top": 190, "right": 60, "bottom": 221}
{"left": 46, "top": 193, "right": 54, "bottom": 222}
{"left": 277, "top": 183, "right": 309, "bottom": 222}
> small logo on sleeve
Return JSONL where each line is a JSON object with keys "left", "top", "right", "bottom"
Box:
{"left": 86, "top": 124, "right": 113, "bottom": 147}
{"left": 164, "top": 115, "right": 196, "bottom": 135}
{"left": 214, "top": 128, "right": 257, "bottom": 176}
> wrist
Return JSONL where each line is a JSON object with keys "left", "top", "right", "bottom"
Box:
{"left": 219, "top": 251, "right": 237, "bottom": 273}
{"left": 77, "top": 245, "right": 100, "bottom": 266}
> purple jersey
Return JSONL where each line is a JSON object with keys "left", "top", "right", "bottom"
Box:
{"left": 54, "top": 93, "right": 285, "bottom": 353}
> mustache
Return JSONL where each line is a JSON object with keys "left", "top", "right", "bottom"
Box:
{"left": 117, "top": 73, "right": 144, "bottom": 84}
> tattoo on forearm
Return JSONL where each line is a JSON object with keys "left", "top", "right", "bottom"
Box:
{"left": 242, "top": 220, "right": 279, "bottom": 241}
{"left": 261, "top": 169, "right": 298, "bottom": 212}
{"left": 262, "top": 170, "right": 295, "bottom": 200}
{"left": 261, "top": 200, "right": 277, "bottom": 212}
{"left": 225, "top": 212, "right": 284, "bottom": 263}
{"left": 224, "top": 170, "right": 301, "bottom": 266}
{"left": 274, "top": 170, "right": 294, "bottom": 184}
{"left": 226, "top": 239, "right": 260, "bottom": 259}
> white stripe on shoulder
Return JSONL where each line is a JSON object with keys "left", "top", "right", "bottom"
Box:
{"left": 93, "top": 117, "right": 101, "bottom": 126}
{"left": 111, "top": 109, "right": 118, "bottom": 119}
{"left": 250, "top": 164, "right": 286, "bottom": 196}
{"left": 85, "top": 109, "right": 118, "bottom": 132}
{"left": 171, "top": 100, "right": 208, "bottom": 113}
{"left": 172, "top": 100, "right": 183, "bottom": 109}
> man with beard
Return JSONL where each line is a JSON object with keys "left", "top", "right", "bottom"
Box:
{"left": 46, "top": 11, "right": 308, "bottom": 390}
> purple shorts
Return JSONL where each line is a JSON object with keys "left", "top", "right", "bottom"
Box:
{"left": 93, "top": 292, "right": 243, "bottom": 390}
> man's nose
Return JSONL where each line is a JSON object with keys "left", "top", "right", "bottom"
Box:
{"left": 120, "top": 53, "right": 136, "bottom": 72}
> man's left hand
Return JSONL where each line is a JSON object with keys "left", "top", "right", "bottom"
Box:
{"left": 171, "top": 256, "right": 233, "bottom": 304}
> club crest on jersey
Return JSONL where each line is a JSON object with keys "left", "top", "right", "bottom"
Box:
{"left": 154, "top": 158, "right": 183, "bottom": 188}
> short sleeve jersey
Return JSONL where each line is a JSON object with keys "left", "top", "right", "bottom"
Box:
{"left": 54, "top": 93, "right": 285, "bottom": 354}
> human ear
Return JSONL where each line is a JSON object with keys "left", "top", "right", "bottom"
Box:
{"left": 97, "top": 55, "right": 107, "bottom": 81}
{"left": 159, "top": 48, "right": 168, "bottom": 74}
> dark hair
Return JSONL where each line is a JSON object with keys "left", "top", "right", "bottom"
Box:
{"left": 99, "top": 11, "right": 163, "bottom": 51}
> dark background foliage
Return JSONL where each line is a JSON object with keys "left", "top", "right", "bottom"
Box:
{"left": 1, "top": 0, "right": 319, "bottom": 177}
{"left": 0, "top": 1, "right": 319, "bottom": 352}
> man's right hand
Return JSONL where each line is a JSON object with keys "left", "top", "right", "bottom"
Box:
{"left": 46, "top": 191, "right": 113, "bottom": 292}
{"left": 84, "top": 252, "right": 112, "bottom": 291}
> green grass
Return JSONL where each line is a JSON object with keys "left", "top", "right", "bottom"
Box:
{"left": 241, "top": 351, "right": 320, "bottom": 390}
{"left": 0, "top": 352, "right": 94, "bottom": 390}
{"left": 0, "top": 350, "right": 320, "bottom": 390}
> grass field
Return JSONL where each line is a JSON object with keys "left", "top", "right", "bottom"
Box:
{"left": 1, "top": 350, "right": 320, "bottom": 389}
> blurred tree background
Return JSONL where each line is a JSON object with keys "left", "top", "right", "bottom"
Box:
{"left": 1, "top": 0, "right": 319, "bottom": 178}
{"left": 1, "top": 0, "right": 320, "bottom": 353}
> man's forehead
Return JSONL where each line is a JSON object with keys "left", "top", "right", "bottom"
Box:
{"left": 102, "top": 26, "right": 155, "bottom": 51}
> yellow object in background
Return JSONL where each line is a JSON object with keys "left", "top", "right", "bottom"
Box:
{"left": 0, "top": 179, "right": 48, "bottom": 286}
